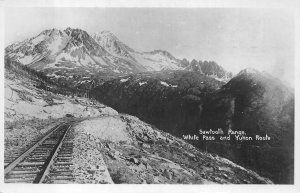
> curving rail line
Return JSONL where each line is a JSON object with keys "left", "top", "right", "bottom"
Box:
{"left": 4, "top": 122, "right": 76, "bottom": 183}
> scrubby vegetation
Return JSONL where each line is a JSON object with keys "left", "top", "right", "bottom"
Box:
{"left": 91, "top": 70, "right": 294, "bottom": 184}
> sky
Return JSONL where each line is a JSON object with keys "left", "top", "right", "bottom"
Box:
{"left": 5, "top": 8, "right": 295, "bottom": 87}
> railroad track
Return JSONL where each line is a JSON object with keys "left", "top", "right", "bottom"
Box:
{"left": 4, "top": 122, "right": 76, "bottom": 183}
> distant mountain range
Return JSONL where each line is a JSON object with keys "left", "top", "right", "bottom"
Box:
{"left": 5, "top": 27, "right": 232, "bottom": 88}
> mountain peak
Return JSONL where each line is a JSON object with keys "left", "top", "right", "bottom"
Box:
{"left": 63, "top": 27, "right": 97, "bottom": 48}
{"left": 238, "top": 68, "right": 260, "bottom": 75}
{"left": 93, "top": 30, "right": 135, "bottom": 56}
{"left": 36, "top": 28, "right": 65, "bottom": 39}
{"left": 94, "top": 30, "right": 118, "bottom": 40}
{"left": 64, "top": 27, "right": 88, "bottom": 36}
{"left": 6, "top": 27, "right": 187, "bottom": 81}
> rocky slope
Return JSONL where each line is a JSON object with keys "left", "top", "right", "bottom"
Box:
{"left": 72, "top": 115, "right": 272, "bottom": 184}
{"left": 90, "top": 68, "right": 294, "bottom": 184}
{"left": 4, "top": 58, "right": 117, "bottom": 123}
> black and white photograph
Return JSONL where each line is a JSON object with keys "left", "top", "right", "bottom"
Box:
{"left": 1, "top": 0, "right": 299, "bottom": 192}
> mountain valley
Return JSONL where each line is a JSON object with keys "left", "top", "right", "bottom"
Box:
{"left": 4, "top": 27, "right": 294, "bottom": 184}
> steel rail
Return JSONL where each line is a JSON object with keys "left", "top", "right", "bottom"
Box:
{"left": 4, "top": 123, "right": 65, "bottom": 175}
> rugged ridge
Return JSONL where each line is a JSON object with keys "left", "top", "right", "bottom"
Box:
{"left": 181, "top": 59, "right": 233, "bottom": 82}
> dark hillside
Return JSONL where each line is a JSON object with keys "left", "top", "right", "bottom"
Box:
{"left": 91, "top": 70, "right": 224, "bottom": 135}
{"left": 200, "top": 69, "right": 294, "bottom": 183}
{"left": 91, "top": 69, "right": 294, "bottom": 184}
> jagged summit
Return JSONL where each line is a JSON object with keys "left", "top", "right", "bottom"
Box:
{"left": 181, "top": 59, "right": 232, "bottom": 82}
{"left": 64, "top": 28, "right": 100, "bottom": 49}
{"left": 64, "top": 27, "right": 88, "bottom": 36}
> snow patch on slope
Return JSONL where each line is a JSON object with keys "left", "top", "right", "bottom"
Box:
{"left": 79, "top": 54, "right": 95, "bottom": 66}
{"left": 120, "top": 78, "right": 130, "bottom": 82}
{"left": 47, "top": 37, "right": 64, "bottom": 54}
{"left": 18, "top": 55, "right": 35, "bottom": 65}
{"left": 139, "top": 81, "right": 147, "bottom": 86}
{"left": 160, "top": 81, "right": 178, "bottom": 88}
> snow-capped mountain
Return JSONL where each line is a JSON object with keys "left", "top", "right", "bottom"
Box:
{"left": 6, "top": 28, "right": 185, "bottom": 87}
{"left": 6, "top": 28, "right": 143, "bottom": 74}
{"left": 5, "top": 27, "right": 232, "bottom": 88}
{"left": 93, "top": 31, "right": 135, "bottom": 59}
